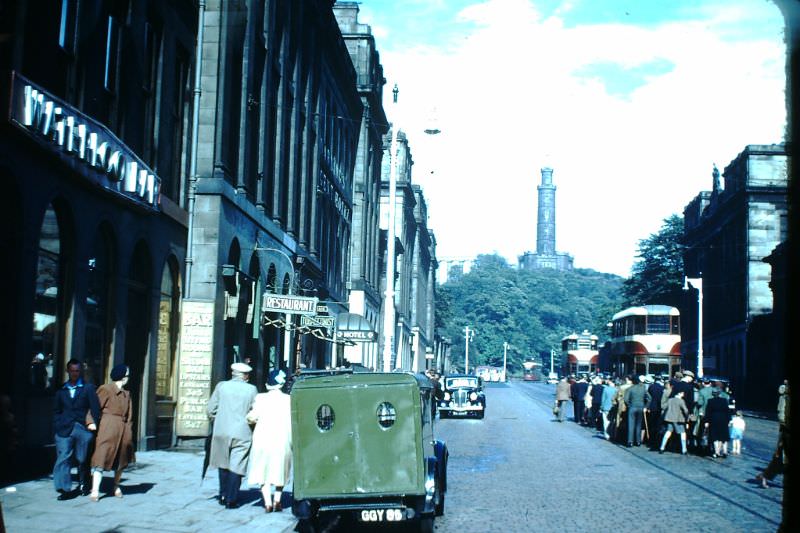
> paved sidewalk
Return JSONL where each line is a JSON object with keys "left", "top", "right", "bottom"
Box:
{"left": 1, "top": 449, "right": 297, "bottom": 533}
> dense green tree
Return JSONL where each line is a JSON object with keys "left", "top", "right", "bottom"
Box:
{"left": 621, "top": 214, "right": 685, "bottom": 308}
{"left": 437, "top": 254, "right": 624, "bottom": 375}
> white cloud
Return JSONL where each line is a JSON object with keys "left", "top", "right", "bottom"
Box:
{"left": 377, "top": 0, "right": 786, "bottom": 276}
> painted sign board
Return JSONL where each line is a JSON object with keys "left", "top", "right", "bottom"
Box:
{"left": 176, "top": 300, "right": 215, "bottom": 437}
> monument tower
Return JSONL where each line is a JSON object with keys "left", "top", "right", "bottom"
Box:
{"left": 519, "top": 167, "right": 573, "bottom": 271}
{"left": 536, "top": 167, "right": 556, "bottom": 256}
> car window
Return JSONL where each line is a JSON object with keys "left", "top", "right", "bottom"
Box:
{"left": 446, "top": 377, "right": 478, "bottom": 388}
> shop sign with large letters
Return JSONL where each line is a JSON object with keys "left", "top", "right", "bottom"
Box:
{"left": 6, "top": 72, "right": 160, "bottom": 211}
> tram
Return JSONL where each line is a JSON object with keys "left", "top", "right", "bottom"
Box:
{"left": 522, "top": 361, "right": 538, "bottom": 381}
{"left": 608, "top": 305, "right": 681, "bottom": 378}
{"left": 562, "top": 330, "right": 599, "bottom": 376}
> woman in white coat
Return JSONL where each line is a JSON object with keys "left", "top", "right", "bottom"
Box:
{"left": 247, "top": 369, "right": 292, "bottom": 512}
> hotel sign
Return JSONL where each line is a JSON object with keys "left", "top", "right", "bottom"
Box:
{"left": 7, "top": 72, "right": 160, "bottom": 210}
{"left": 335, "top": 329, "right": 376, "bottom": 342}
{"left": 262, "top": 293, "right": 319, "bottom": 316}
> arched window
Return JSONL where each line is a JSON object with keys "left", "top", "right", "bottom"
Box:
{"left": 84, "top": 225, "right": 114, "bottom": 386}
{"left": 156, "top": 258, "right": 180, "bottom": 399}
{"left": 31, "top": 204, "right": 64, "bottom": 393}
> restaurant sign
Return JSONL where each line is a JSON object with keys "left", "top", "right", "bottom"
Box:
{"left": 261, "top": 293, "right": 319, "bottom": 316}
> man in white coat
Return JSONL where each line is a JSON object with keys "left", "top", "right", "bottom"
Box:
{"left": 207, "top": 362, "right": 258, "bottom": 509}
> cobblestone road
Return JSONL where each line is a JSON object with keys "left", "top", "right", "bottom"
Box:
{"left": 432, "top": 381, "right": 784, "bottom": 533}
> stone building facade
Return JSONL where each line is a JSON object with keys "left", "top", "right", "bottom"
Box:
{"left": 682, "top": 144, "right": 788, "bottom": 408}
{"left": 333, "top": 2, "right": 388, "bottom": 370}
{"left": 1, "top": 0, "right": 197, "bottom": 471}
{"left": 410, "top": 186, "right": 437, "bottom": 372}
{"left": 519, "top": 167, "right": 573, "bottom": 271}
{"left": 377, "top": 128, "right": 440, "bottom": 372}
{"left": 176, "top": 0, "right": 363, "bottom": 440}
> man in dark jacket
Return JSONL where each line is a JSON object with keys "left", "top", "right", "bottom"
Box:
{"left": 53, "top": 358, "right": 100, "bottom": 499}
{"left": 646, "top": 376, "right": 665, "bottom": 449}
{"left": 624, "top": 375, "right": 651, "bottom": 447}
{"left": 572, "top": 376, "right": 589, "bottom": 425}
{"left": 590, "top": 377, "right": 604, "bottom": 430}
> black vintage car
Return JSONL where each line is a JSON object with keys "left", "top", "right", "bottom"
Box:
{"left": 438, "top": 374, "right": 485, "bottom": 419}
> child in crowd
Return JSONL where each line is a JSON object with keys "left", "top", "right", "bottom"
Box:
{"left": 729, "top": 410, "right": 746, "bottom": 455}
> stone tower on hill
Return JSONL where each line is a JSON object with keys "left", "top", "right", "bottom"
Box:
{"left": 518, "top": 167, "right": 573, "bottom": 271}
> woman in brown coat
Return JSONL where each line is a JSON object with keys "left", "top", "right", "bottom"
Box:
{"left": 89, "top": 364, "right": 135, "bottom": 501}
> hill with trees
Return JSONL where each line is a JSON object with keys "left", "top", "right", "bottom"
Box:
{"left": 436, "top": 254, "right": 624, "bottom": 375}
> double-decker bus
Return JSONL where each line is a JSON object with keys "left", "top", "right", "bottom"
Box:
{"left": 562, "top": 330, "right": 599, "bottom": 375}
{"left": 609, "top": 305, "right": 681, "bottom": 377}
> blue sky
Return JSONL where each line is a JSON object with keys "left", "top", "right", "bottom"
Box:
{"left": 356, "top": 0, "right": 786, "bottom": 277}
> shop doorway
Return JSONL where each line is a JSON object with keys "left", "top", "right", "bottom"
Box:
{"left": 124, "top": 242, "right": 152, "bottom": 449}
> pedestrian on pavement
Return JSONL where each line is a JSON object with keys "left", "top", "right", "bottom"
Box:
{"left": 756, "top": 380, "right": 789, "bottom": 488}
{"left": 600, "top": 378, "right": 617, "bottom": 440}
{"left": 614, "top": 376, "right": 633, "bottom": 443}
{"left": 693, "top": 378, "right": 714, "bottom": 454}
{"left": 247, "top": 369, "right": 293, "bottom": 513}
{"left": 624, "top": 375, "right": 651, "bottom": 447}
{"left": 583, "top": 377, "right": 594, "bottom": 426}
{"left": 555, "top": 377, "right": 571, "bottom": 423}
{"left": 729, "top": 410, "right": 746, "bottom": 455}
{"left": 52, "top": 358, "right": 100, "bottom": 500}
{"left": 704, "top": 388, "right": 731, "bottom": 458}
{"left": 89, "top": 364, "right": 135, "bottom": 502}
{"left": 659, "top": 390, "right": 689, "bottom": 455}
{"left": 590, "top": 376, "right": 604, "bottom": 430}
{"left": 671, "top": 370, "right": 696, "bottom": 450}
{"left": 645, "top": 375, "right": 664, "bottom": 449}
{"left": 572, "top": 375, "right": 588, "bottom": 424}
{"left": 207, "top": 362, "right": 258, "bottom": 509}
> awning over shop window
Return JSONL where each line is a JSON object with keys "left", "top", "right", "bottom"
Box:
{"left": 335, "top": 312, "right": 377, "bottom": 342}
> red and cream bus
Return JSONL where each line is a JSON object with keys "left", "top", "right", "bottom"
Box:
{"left": 609, "top": 305, "right": 681, "bottom": 378}
{"left": 562, "top": 330, "right": 599, "bottom": 376}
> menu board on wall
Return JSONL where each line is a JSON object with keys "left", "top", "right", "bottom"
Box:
{"left": 176, "top": 300, "right": 215, "bottom": 437}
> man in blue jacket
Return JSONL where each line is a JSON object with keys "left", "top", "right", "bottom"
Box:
{"left": 53, "top": 358, "right": 100, "bottom": 499}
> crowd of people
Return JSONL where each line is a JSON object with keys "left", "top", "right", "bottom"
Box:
{"left": 553, "top": 370, "right": 774, "bottom": 462}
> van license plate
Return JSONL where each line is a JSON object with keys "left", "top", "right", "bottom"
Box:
{"left": 359, "top": 509, "right": 405, "bottom": 522}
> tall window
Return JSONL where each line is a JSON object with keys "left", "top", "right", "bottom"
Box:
{"left": 31, "top": 206, "right": 62, "bottom": 393}
{"left": 104, "top": 16, "right": 120, "bottom": 93}
{"left": 84, "top": 227, "right": 114, "bottom": 386}
{"left": 155, "top": 259, "right": 179, "bottom": 399}
{"left": 58, "top": 0, "right": 77, "bottom": 53}
{"left": 142, "top": 20, "right": 161, "bottom": 167}
{"left": 163, "top": 49, "right": 189, "bottom": 201}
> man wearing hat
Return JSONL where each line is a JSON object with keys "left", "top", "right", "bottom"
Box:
{"left": 207, "top": 362, "right": 258, "bottom": 509}
{"left": 623, "top": 375, "right": 651, "bottom": 447}
{"left": 671, "top": 370, "right": 696, "bottom": 450}
{"left": 692, "top": 377, "right": 715, "bottom": 453}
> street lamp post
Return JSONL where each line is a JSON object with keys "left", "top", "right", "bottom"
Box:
{"left": 684, "top": 276, "right": 704, "bottom": 378}
{"left": 382, "top": 84, "right": 400, "bottom": 372}
{"left": 464, "top": 326, "right": 474, "bottom": 374}
{"left": 503, "top": 342, "right": 509, "bottom": 382}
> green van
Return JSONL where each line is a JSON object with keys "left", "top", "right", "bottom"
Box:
{"left": 291, "top": 370, "right": 448, "bottom": 532}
